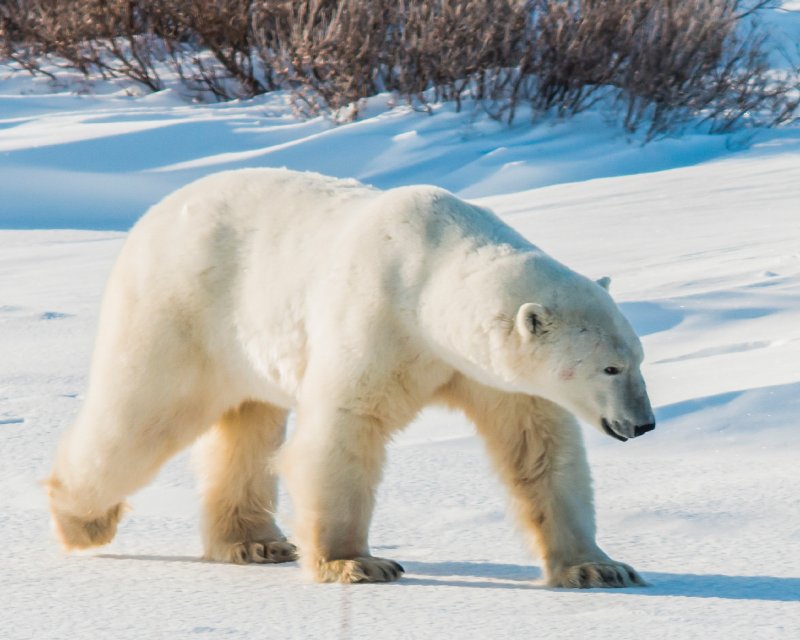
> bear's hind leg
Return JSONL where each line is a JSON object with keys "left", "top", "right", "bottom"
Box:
{"left": 47, "top": 480, "right": 126, "bottom": 550}
{"left": 197, "top": 401, "right": 297, "bottom": 564}
{"left": 48, "top": 396, "right": 215, "bottom": 551}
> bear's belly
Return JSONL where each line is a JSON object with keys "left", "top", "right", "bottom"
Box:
{"left": 228, "top": 319, "right": 307, "bottom": 410}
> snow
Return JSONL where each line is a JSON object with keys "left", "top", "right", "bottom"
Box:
{"left": 2, "top": 5, "right": 799, "bottom": 638}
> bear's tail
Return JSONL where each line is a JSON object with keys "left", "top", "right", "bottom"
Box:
{"left": 46, "top": 477, "right": 126, "bottom": 550}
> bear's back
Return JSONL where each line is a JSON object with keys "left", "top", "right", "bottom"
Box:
{"left": 114, "top": 168, "right": 536, "bottom": 323}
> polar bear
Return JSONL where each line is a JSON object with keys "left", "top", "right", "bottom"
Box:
{"left": 48, "top": 168, "right": 655, "bottom": 587}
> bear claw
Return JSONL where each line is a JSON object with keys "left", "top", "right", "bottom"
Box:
{"left": 550, "top": 561, "right": 646, "bottom": 588}
{"left": 316, "top": 556, "right": 405, "bottom": 583}
{"left": 208, "top": 540, "right": 298, "bottom": 564}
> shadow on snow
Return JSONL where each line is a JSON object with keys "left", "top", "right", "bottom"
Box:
{"left": 400, "top": 561, "right": 799, "bottom": 601}
{"left": 95, "top": 555, "right": 798, "bottom": 601}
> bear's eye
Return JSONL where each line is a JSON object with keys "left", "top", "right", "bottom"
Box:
{"left": 604, "top": 366, "right": 621, "bottom": 375}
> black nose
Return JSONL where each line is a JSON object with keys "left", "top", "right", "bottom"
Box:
{"left": 633, "top": 422, "right": 656, "bottom": 437}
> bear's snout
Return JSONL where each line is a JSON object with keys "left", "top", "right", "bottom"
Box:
{"left": 601, "top": 417, "right": 656, "bottom": 442}
{"left": 633, "top": 422, "right": 656, "bottom": 437}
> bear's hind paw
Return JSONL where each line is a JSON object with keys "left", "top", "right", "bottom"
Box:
{"left": 549, "top": 561, "right": 646, "bottom": 589}
{"left": 315, "top": 556, "right": 405, "bottom": 583}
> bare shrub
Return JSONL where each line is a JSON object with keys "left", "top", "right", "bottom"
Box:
{"left": 590, "top": 0, "right": 798, "bottom": 137}
{"left": 254, "top": 0, "right": 396, "bottom": 117}
{"left": 385, "top": 1, "right": 532, "bottom": 112}
{"left": 0, "top": 0, "right": 267, "bottom": 98}
{"left": 3, "top": 0, "right": 161, "bottom": 91}
{"left": 1, "top": 0, "right": 796, "bottom": 137}
{"left": 256, "top": 0, "right": 796, "bottom": 135}
{"left": 0, "top": 0, "right": 166, "bottom": 89}
{"left": 152, "top": 0, "right": 274, "bottom": 100}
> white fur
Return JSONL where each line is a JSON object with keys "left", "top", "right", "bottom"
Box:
{"left": 48, "top": 168, "right": 652, "bottom": 587}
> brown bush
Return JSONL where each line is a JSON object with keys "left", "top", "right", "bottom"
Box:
{"left": 257, "top": 0, "right": 396, "bottom": 117}
{"left": 1, "top": 0, "right": 796, "bottom": 137}
{"left": 154, "top": 1, "right": 274, "bottom": 99}
{"left": 0, "top": 0, "right": 165, "bottom": 88}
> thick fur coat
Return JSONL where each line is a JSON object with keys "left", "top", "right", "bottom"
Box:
{"left": 49, "top": 168, "right": 655, "bottom": 587}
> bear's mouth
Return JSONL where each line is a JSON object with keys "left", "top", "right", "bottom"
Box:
{"left": 601, "top": 418, "right": 628, "bottom": 442}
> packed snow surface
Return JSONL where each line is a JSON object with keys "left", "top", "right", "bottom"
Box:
{"left": 2, "top": 6, "right": 799, "bottom": 638}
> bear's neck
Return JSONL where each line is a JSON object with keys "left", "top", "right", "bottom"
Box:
{"left": 415, "top": 245, "right": 549, "bottom": 393}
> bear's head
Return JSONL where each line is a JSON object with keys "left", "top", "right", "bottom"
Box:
{"left": 499, "top": 268, "right": 655, "bottom": 442}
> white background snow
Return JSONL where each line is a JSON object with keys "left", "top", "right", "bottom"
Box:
{"left": 1, "top": 4, "right": 799, "bottom": 639}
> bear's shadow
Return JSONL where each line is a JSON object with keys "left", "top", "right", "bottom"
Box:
{"left": 96, "top": 554, "right": 798, "bottom": 601}
{"left": 399, "top": 561, "right": 800, "bottom": 602}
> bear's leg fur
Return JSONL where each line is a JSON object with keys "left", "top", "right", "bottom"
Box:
{"left": 278, "top": 405, "right": 404, "bottom": 583}
{"left": 196, "top": 400, "right": 297, "bottom": 564}
{"left": 47, "top": 394, "right": 217, "bottom": 551}
{"left": 441, "top": 375, "right": 646, "bottom": 588}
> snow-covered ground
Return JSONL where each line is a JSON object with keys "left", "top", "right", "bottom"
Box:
{"left": 2, "top": 5, "right": 800, "bottom": 639}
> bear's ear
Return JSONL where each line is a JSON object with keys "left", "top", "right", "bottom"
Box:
{"left": 596, "top": 276, "right": 611, "bottom": 291}
{"left": 515, "top": 302, "right": 551, "bottom": 340}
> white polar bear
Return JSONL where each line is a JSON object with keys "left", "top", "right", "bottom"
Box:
{"left": 48, "top": 168, "right": 655, "bottom": 587}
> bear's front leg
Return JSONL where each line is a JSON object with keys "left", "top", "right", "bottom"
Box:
{"left": 450, "top": 379, "right": 646, "bottom": 588}
{"left": 510, "top": 412, "right": 646, "bottom": 589}
{"left": 278, "top": 405, "right": 404, "bottom": 583}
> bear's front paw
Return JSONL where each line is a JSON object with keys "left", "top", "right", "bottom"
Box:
{"left": 549, "top": 560, "right": 646, "bottom": 588}
{"left": 207, "top": 540, "right": 298, "bottom": 564}
{"left": 315, "top": 556, "right": 405, "bottom": 583}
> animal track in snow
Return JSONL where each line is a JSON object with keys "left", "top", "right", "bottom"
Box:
{"left": 39, "top": 311, "right": 72, "bottom": 320}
